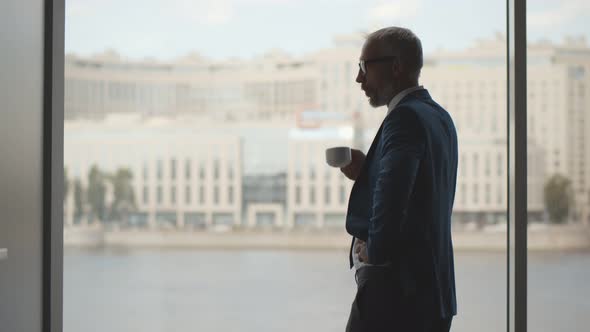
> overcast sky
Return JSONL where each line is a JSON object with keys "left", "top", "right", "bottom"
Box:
{"left": 65, "top": 0, "right": 590, "bottom": 60}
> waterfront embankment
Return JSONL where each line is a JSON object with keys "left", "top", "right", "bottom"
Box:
{"left": 64, "top": 223, "right": 590, "bottom": 251}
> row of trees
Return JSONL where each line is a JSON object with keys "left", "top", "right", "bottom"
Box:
{"left": 64, "top": 165, "right": 137, "bottom": 223}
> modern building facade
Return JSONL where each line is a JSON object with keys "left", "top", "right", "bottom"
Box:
{"left": 64, "top": 34, "right": 590, "bottom": 226}
{"left": 64, "top": 115, "right": 243, "bottom": 229}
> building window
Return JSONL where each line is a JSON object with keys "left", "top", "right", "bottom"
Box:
{"left": 214, "top": 159, "right": 220, "bottom": 180}
{"left": 157, "top": 160, "right": 163, "bottom": 180}
{"left": 228, "top": 165, "right": 234, "bottom": 180}
{"left": 473, "top": 184, "right": 479, "bottom": 204}
{"left": 497, "top": 184, "right": 503, "bottom": 205}
{"left": 157, "top": 186, "right": 163, "bottom": 204}
{"left": 295, "top": 186, "right": 301, "bottom": 204}
{"left": 185, "top": 186, "right": 191, "bottom": 204}
{"left": 214, "top": 186, "right": 219, "bottom": 204}
{"left": 485, "top": 184, "right": 491, "bottom": 205}
{"left": 473, "top": 154, "right": 479, "bottom": 177}
{"left": 143, "top": 186, "right": 149, "bottom": 204}
{"left": 460, "top": 154, "right": 467, "bottom": 177}
{"left": 325, "top": 186, "right": 331, "bottom": 205}
{"left": 485, "top": 153, "right": 491, "bottom": 176}
{"left": 199, "top": 160, "right": 206, "bottom": 179}
{"left": 142, "top": 162, "right": 148, "bottom": 181}
{"left": 185, "top": 159, "right": 191, "bottom": 180}
{"left": 199, "top": 186, "right": 205, "bottom": 204}
{"left": 309, "top": 187, "right": 315, "bottom": 205}
{"left": 228, "top": 186, "right": 234, "bottom": 204}
{"left": 171, "top": 186, "right": 176, "bottom": 204}
{"left": 171, "top": 159, "right": 176, "bottom": 180}
{"left": 497, "top": 153, "right": 503, "bottom": 177}
{"left": 294, "top": 153, "right": 303, "bottom": 180}
{"left": 461, "top": 183, "right": 467, "bottom": 205}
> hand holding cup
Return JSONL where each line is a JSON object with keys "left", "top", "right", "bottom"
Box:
{"left": 339, "top": 149, "right": 366, "bottom": 181}
{"left": 325, "top": 146, "right": 365, "bottom": 181}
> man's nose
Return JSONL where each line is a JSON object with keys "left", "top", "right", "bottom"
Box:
{"left": 355, "top": 68, "right": 364, "bottom": 84}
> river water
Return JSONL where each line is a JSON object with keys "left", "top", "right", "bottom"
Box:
{"left": 63, "top": 249, "right": 590, "bottom": 332}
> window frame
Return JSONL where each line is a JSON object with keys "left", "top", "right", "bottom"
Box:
{"left": 47, "top": 1, "right": 529, "bottom": 331}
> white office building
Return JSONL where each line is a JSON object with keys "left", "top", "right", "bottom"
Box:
{"left": 64, "top": 114, "right": 243, "bottom": 229}
{"left": 64, "top": 33, "right": 590, "bottom": 225}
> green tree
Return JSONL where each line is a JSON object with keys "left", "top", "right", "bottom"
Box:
{"left": 543, "top": 174, "right": 574, "bottom": 224}
{"left": 108, "top": 168, "right": 136, "bottom": 222}
{"left": 87, "top": 165, "right": 107, "bottom": 222}
{"left": 73, "top": 178, "right": 85, "bottom": 222}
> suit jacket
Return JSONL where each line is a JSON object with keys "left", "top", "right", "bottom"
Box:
{"left": 345, "top": 89, "right": 458, "bottom": 319}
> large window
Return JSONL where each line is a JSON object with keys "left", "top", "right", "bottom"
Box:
{"left": 58, "top": 1, "right": 590, "bottom": 332}
{"left": 527, "top": 1, "right": 590, "bottom": 331}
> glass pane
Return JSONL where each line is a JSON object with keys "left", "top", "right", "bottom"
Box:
{"left": 527, "top": 1, "right": 590, "bottom": 331}
{"left": 421, "top": 6, "right": 508, "bottom": 331}
{"left": 63, "top": 1, "right": 507, "bottom": 331}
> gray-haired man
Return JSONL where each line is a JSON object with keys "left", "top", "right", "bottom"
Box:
{"left": 341, "top": 27, "right": 458, "bottom": 332}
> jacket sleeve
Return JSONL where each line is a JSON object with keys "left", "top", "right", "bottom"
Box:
{"left": 367, "top": 107, "right": 425, "bottom": 265}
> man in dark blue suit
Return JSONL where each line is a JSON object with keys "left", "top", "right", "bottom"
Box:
{"left": 342, "top": 27, "right": 458, "bottom": 332}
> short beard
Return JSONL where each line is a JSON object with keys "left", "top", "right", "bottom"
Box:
{"left": 368, "top": 83, "right": 395, "bottom": 108}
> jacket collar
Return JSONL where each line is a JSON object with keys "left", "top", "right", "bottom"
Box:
{"left": 387, "top": 85, "right": 425, "bottom": 116}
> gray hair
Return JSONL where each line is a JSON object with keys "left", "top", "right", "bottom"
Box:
{"left": 366, "top": 27, "right": 423, "bottom": 82}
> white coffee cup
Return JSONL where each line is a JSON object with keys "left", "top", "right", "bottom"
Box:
{"left": 325, "top": 146, "right": 352, "bottom": 168}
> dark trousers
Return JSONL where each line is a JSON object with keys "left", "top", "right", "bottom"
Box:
{"left": 345, "top": 266, "right": 452, "bottom": 332}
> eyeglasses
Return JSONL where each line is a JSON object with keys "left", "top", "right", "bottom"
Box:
{"left": 358, "top": 56, "right": 397, "bottom": 75}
